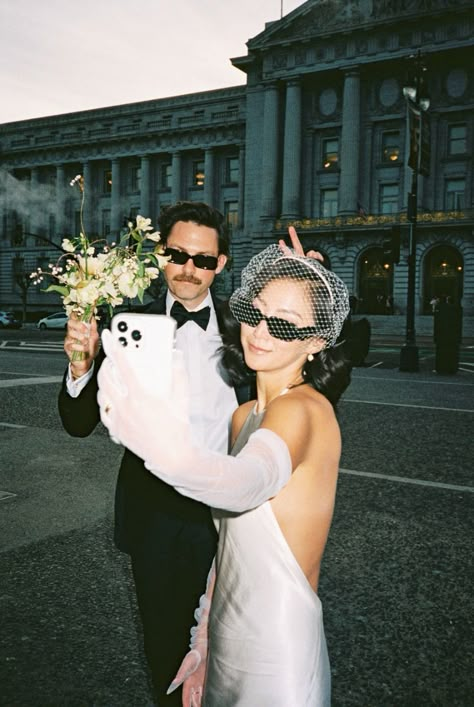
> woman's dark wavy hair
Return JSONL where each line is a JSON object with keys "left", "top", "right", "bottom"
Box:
{"left": 218, "top": 302, "right": 353, "bottom": 409}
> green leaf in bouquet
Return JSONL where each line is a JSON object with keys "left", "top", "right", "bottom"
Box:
{"left": 43, "top": 284, "right": 69, "bottom": 296}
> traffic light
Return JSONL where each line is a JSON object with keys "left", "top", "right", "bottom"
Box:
{"left": 382, "top": 226, "right": 401, "bottom": 265}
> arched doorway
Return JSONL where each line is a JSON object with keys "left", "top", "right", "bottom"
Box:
{"left": 423, "top": 245, "right": 463, "bottom": 314}
{"left": 357, "top": 247, "right": 393, "bottom": 314}
{"left": 299, "top": 238, "right": 331, "bottom": 270}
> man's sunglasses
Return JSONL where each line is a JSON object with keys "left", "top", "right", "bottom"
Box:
{"left": 164, "top": 247, "right": 218, "bottom": 271}
{"left": 233, "top": 300, "right": 318, "bottom": 342}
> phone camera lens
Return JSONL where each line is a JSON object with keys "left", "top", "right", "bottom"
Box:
{"left": 131, "top": 329, "right": 142, "bottom": 341}
{"left": 118, "top": 336, "right": 128, "bottom": 347}
{"left": 117, "top": 321, "right": 128, "bottom": 332}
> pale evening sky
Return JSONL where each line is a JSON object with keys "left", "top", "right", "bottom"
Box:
{"left": 0, "top": 0, "right": 305, "bottom": 125}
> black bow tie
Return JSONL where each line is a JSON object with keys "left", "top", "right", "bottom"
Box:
{"left": 170, "top": 301, "right": 210, "bottom": 331}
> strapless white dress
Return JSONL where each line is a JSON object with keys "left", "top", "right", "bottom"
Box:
{"left": 203, "top": 409, "right": 331, "bottom": 706}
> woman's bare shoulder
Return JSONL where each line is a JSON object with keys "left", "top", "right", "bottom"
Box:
{"left": 266, "top": 386, "right": 335, "bottom": 425}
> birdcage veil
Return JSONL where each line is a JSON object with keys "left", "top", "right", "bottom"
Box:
{"left": 229, "top": 244, "right": 350, "bottom": 349}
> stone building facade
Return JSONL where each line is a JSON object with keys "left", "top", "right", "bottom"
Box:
{"left": 1, "top": 0, "right": 473, "bottom": 321}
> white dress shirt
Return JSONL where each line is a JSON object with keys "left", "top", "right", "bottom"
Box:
{"left": 67, "top": 292, "right": 238, "bottom": 454}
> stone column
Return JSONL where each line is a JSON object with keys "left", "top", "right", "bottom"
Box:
{"left": 30, "top": 167, "right": 40, "bottom": 244}
{"left": 56, "top": 164, "right": 67, "bottom": 237}
{"left": 261, "top": 82, "right": 280, "bottom": 218}
{"left": 339, "top": 69, "right": 361, "bottom": 215}
{"left": 140, "top": 155, "right": 151, "bottom": 217}
{"left": 281, "top": 79, "right": 302, "bottom": 219}
{"left": 111, "top": 158, "right": 121, "bottom": 235}
{"left": 203, "top": 148, "right": 215, "bottom": 205}
{"left": 171, "top": 152, "right": 182, "bottom": 203}
{"left": 82, "top": 161, "right": 92, "bottom": 235}
{"left": 238, "top": 144, "right": 245, "bottom": 227}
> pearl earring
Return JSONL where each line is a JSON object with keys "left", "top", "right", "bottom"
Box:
{"left": 307, "top": 353, "right": 314, "bottom": 362}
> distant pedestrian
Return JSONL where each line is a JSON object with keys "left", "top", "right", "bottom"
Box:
{"left": 434, "top": 296, "right": 463, "bottom": 374}
{"left": 430, "top": 296, "right": 440, "bottom": 314}
{"left": 349, "top": 294, "right": 358, "bottom": 315}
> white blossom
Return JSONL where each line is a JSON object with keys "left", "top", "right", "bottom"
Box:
{"left": 136, "top": 215, "right": 154, "bottom": 232}
{"left": 62, "top": 239, "right": 75, "bottom": 253}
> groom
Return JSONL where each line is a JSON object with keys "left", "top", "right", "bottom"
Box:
{"left": 58, "top": 201, "right": 246, "bottom": 705}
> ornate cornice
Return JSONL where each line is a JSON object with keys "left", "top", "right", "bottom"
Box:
{"left": 275, "top": 209, "right": 474, "bottom": 231}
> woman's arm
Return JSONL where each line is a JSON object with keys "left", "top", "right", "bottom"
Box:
{"left": 97, "top": 335, "right": 292, "bottom": 512}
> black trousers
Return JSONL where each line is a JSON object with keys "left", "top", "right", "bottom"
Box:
{"left": 435, "top": 345, "right": 459, "bottom": 374}
{"left": 130, "top": 514, "right": 217, "bottom": 706}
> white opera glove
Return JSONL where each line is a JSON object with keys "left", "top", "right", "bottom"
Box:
{"left": 166, "top": 559, "right": 216, "bottom": 706}
{"left": 97, "top": 331, "right": 292, "bottom": 512}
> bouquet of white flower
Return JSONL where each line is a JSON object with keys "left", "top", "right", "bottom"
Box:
{"left": 31, "top": 174, "right": 169, "bottom": 318}
{"left": 31, "top": 174, "right": 169, "bottom": 359}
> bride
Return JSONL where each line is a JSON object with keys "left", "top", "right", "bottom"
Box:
{"left": 97, "top": 244, "right": 352, "bottom": 706}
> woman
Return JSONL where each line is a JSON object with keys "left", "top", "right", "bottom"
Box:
{"left": 98, "top": 244, "right": 351, "bottom": 706}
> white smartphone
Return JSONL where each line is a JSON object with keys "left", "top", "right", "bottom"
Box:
{"left": 109, "top": 312, "right": 177, "bottom": 398}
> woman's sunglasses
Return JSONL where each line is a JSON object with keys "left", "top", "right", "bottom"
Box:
{"left": 233, "top": 300, "right": 318, "bottom": 342}
{"left": 164, "top": 247, "right": 218, "bottom": 271}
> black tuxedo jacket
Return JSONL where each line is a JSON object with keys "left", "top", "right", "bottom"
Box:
{"left": 58, "top": 292, "right": 250, "bottom": 553}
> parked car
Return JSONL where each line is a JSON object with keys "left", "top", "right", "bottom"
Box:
{"left": 0, "top": 310, "right": 22, "bottom": 329}
{"left": 37, "top": 312, "right": 69, "bottom": 330}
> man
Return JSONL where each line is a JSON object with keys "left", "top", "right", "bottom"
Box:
{"left": 434, "top": 295, "right": 463, "bottom": 374}
{"left": 58, "top": 201, "right": 245, "bottom": 705}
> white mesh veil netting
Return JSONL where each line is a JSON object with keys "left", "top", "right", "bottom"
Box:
{"left": 229, "top": 244, "right": 350, "bottom": 349}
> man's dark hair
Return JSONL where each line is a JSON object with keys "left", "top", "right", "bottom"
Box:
{"left": 158, "top": 201, "right": 229, "bottom": 256}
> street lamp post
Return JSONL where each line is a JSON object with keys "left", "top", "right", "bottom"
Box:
{"left": 399, "top": 52, "right": 430, "bottom": 372}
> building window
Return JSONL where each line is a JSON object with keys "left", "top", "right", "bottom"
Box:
{"left": 103, "top": 169, "right": 112, "bottom": 193}
{"left": 445, "top": 178, "right": 465, "bottom": 210}
{"left": 320, "top": 189, "right": 338, "bottom": 217}
{"left": 130, "top": 165, "right": 141, "bottom": 193}
{"left": 11, "top": 219, "right": 24, "bottom": 246}
{"left": 36, "top": 256, "right": 50, "bottom": 273}
{"left": 74, "top": 210, "right": 81, "bottom": 235}
{"left": 193, "top": 160, "right": 205, "bottom": 187}
{"left": 34, "top": 227, "right": 47, "bottom": 247}
{"left": 224, "top": 201, "right": 239, "bottom": 232}
{"left": 381, "top": 131, "right": 400, "bottom": 163}
{"left": 48, "top": 213, "right": 56, "bottom": 240}
{"left": 322, "top": 138, "right": 339, "bottom": 169}
{"left": 161, "top": 163, "right": 172, "bottom": 189}
{"left": 12, "top": 256, "right": 24, "bottom": 292}
{"left": 379, "top": 184, "right": 399, "bottom": 214}
{"left": 448, "top": 124, "right": 467, "bottom": 156}
{"left": 225, "top": 157, "right": 239, "bottom": 184}
{"left": 102, "top": 209, "right": 111, "bottom": 237}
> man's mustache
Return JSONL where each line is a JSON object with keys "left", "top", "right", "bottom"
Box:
{"left": 172, "top": 274, "right": 202, "bottom": 285}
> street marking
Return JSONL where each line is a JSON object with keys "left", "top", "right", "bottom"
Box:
{"left": 0, "top": 370, "right": 53, "bottom": 376}
{"left": 352, "top": 374, "right": 472, "bottom": 387}
{"left": 340, "top": 467, "right": 474, "bottom": 494}
{"left": 368, "top": 361, "right": 383, "bottom": 368}
{"left": 0, "top": 376, "right": 63, "bottom": 388}
{"left": 342, "top": 398, "right": 473, "bottom": 413}
{"left": 0, "top": 490, "right": 17, "bottom": 501}
{"left": 0, "top": 421, "right": 27, "bottom": 428}
{"left": 459, "top": 367, "right": 474, "bottom": 374}
{"left": 0, "top": 344, "right": 63, "bottom": 353}
{"left": 19, "top": 342, "right": 64, "bottom": 349}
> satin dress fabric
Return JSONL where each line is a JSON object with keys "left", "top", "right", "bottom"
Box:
{"left": 204, "top": 408, "right": 331, "bottom": 706}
